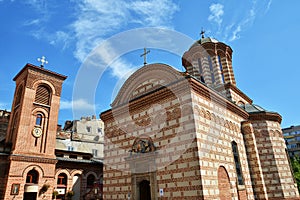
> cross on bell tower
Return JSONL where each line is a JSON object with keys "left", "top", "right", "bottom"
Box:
{"left": 37, "top": 56, "right": 48, "bottom": 68}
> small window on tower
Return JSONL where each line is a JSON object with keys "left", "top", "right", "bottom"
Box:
{"left": 218, "top": 55, "right": 225, "bottom": 83}
{"left": 198, "top": 58, "right": 205, "bottom": 83}
{"left": 36, "top": 114, "right": 43, "bottom": 126}
{"left": 208, "top": 56, "right": 215, "bottom": 83}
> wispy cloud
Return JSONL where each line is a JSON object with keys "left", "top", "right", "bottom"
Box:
{"left": 71, "top": 0, "right": 179, "bottom": 63}
{"left": 21, "top": 0, "right": 178, "bottom": 80}
{"left": 208, "top": 3, "right": 224, "bottom": 28}
{"left": 265, "top": 0, "right": 273, "bottom": 13}
{"left": 208, "top": 0, "right": 273, "bottom": 42}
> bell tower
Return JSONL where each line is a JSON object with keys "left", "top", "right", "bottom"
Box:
{"left": 6, "top": 63, "right": 67, "bottom": 158}
{"left": 3, "top": 63, "right": 67, "bottom": 199}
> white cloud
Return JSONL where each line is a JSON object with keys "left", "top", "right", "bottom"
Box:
{"left": 208, "top": 3, "right": 224, "bottom": 27}
{"left": 66, "top": 0, "right": 179, "bottom": 80}
{"left": 60, "top": 99, "right": 95, "bottom": 110}
{"left": 23, "top": 19, "right": 41, "bottom": 26}
{"left": 50, "top": 31, "right": 72, "bottom": 50}
{"left": 229, "top": 25, "right": 241, "bottom": 42}
{"left": 71, "top": 0, "right": 179, "bottom": 62}
{"left": 19, "top": 0, "right": 179, "bottom": 80}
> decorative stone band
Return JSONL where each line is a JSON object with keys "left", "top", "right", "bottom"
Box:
{"left": 248, "top": 112, "right": 282, "bottom": 123}
{"left": 189, "top": 77, "right": 249, "bottom": 119}
{"left": 9, "top": 154, "right": 58, "bottom": 164}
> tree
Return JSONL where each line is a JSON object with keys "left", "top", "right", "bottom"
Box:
{"left": 291, "top": 156, "right": 300, "bottom": 192}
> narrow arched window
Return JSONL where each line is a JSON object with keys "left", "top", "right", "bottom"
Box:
{"left": 35, "top": 85, "right": 51, "bottom": 105}
{"left": 208, "top": 56, "right": 215, "bottom": 83}
{"left": 198, "top": 58, "right": 205, "bottom": 83}
{"left": 35, "top": 114, "right": 43, "bottom": 126}
{"left": 232, "top": 141, "right": 244, "bottom": 185}
{"left": 26, "top": 169, "right": 39, "bottom": 184}
{"left": 15, "top": 85, "right": 23, "bottom": 107}
{"left": 218, "top": 55, "right": 225, "bottom": 83}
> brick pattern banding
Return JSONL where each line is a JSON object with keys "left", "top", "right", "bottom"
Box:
{"left": 102, "top": 57, "right": 299, "bottom": 200}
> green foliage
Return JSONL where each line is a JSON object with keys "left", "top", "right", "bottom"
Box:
{"left": 52, "top": 190, "right": 59, "bottom": 198}
{"left": 291, "top": 156, "right": 300, "bottom": 192}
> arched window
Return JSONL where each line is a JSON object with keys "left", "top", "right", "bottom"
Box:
{"left": 218, "top": 55, "right": 225, "bottom": 83}
{"left": 35, "top": 85, "right": 51, "bottom": 105}
{"left": 232, "top": 141, "right": 244, "bottom": 185}
{"left": 26, "top": 169, "right": 39, "bottom": 184}
{"left": 207, "top": 56, "right": 215, "bottom": 83}
{"left": 57, "top": 173, "right": 68, "bottom": 186}
{"left": 35, "top": 114, "right": 43, "bottom": 126}
{"left": 87, "top": 174, "right": 95, "bottom": 188}
{"left": 10, "top": 111, "right": 19, "bottom": 140}
{"left": 15, "top": 85, "right": 23, "bottom": 107}
{"left": 198, "top": 58, "right": 205, "bottom": 83}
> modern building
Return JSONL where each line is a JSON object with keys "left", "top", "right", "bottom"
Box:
{"left": 100, "top": 35, "right": 299, "bottom": 199}
{"left": 283, "top": 125, "right": 300, "bottom": 157}
{"left": 0, "top": 64, "right": 103, "bottom": 200}
{"left": 0, "top": 110, "right": 10, "bottom": 142}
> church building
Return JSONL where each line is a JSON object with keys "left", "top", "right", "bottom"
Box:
{"left": 100, "top": 35, "right": 300, "bottom": 199}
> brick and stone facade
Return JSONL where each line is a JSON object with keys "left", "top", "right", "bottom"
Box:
{"left": 100, "top": 37, "right": 299, "bottom": 199}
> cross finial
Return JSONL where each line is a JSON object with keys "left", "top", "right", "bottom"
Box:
{"left": 200, "top": 28, "right": 205, "bottom": 39}
{"left": 37, "top": 56, "right": 48, "bottom": 68}
{"left": 140, "top": 48, "right": 150, "bottom": 66}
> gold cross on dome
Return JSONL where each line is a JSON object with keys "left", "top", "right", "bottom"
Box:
{"left": 37, "top": 56, "right": 48, "bottom": 68}
{"left": 140, "top": 48, "right": 150, "bottom": 66}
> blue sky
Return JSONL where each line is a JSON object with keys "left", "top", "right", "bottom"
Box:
{"left": 0, "top": 0, "right": 299, "bottom": 128}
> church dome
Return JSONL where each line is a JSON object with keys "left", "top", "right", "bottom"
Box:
{"left": 182, "top": 32, "right": 236, "bottom": 87}
{"left": 189, "top": 37, "right": 220, "bottom": 49}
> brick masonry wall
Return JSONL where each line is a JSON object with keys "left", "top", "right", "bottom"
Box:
{"left": 192, "top": 91, "right": 254, "bottom": 200}
{"left": 3, "top": 159, "right": 56, "bottom": 200}
{"left": 102, "top": 72, "right": 255, "bottom": 199}
{"left": 103, "top": 89, "right": 205, "bottom": 199}
{"left": 242, "top": 122, "right": 268, "bottom": 199}
{"left": 248, "top": 119, "right": 299, "bottom": 199}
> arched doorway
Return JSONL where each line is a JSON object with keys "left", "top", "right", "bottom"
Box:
{"left": 24, "top": 169, "right": 39, "bottom": 200}
{"left": 139, "top": 180, "right": 151, "bottom": 200}
{"left": 218, "top": 166, "right": 231, "bottom": 200}
{"left": 56, "top": 173, "right": 68, "bottom": 200}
